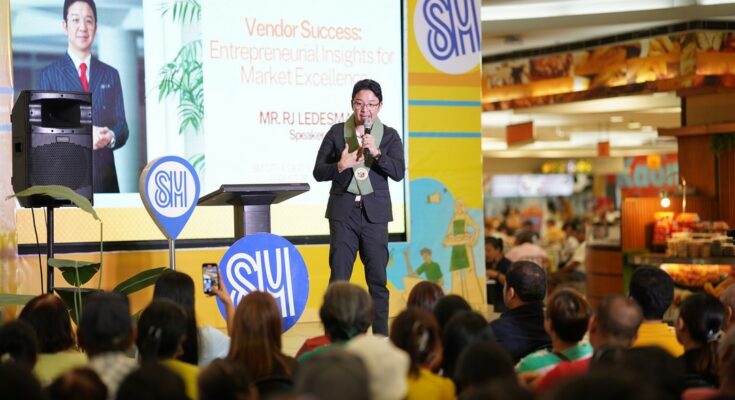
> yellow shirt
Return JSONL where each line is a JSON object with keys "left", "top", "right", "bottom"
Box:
{"left": 406, "top": 368, "right": 455, "bottom": 400}
{"left": 633, "top": 322, "right": 684, "bottom": 357}
{"left": 161, "top": 359, "right": 200, "bottom": 400}
{"left": 34, "top": 351, "right": 88, "bottom": 386}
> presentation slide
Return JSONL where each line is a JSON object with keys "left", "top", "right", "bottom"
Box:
{"left": 10, "top": 0, "right": 406, "bottom": 244}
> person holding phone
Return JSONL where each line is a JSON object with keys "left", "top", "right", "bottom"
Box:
{"left": 153, "top": 270, "right": 234, "bottom": 367}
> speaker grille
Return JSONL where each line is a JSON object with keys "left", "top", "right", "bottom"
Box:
{"left": 30, "top": 142, "right": 91, "bottom": 189}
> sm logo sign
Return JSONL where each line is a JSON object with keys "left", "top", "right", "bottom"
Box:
{"left": 414, "top": 0, "right": 482, "bottom": 74}
{"left": 218, "top": 233, "right": 310, "bottom": 331}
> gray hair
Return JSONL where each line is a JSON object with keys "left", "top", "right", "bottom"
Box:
{"left": 319, "top": 282, "right": 373, "bottom": 341}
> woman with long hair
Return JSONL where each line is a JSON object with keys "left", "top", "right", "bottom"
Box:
{"left": 227, "top": 291, "right": 295, "bottom": 382}
{"left": 676, "top": 292, "right": 725, "bottom": 387}
{"left": 390, "top": 308, "right": 454, "bottom": 400}
{"left": 153, "top": 270, "right": 234, "bottom": 366}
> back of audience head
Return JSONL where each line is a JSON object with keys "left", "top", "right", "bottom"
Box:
{"left": 629, "top": 267, "right": 674, "bottom": 320}
{"left": 590, "top": 346, "right": 685, "bottom": 400}
{"left": 199, "top": 359, "right": 257, "bottom": 400}
{"left": 591, "top": 294, "right": 643, "bottom": 348}
{"left": 676, "top": 293, "right": 725, "bottom": 379}
{"left": 77, "top": 291, "right": 133, "bottom": 357}
{"left": 406, "top": 281, "right": 444, "bottom": 312}
{"left": 545, "top": 288, "right": 591, "bottom": 344}
{"left": 390, "top": 308, "right": 442, "bottom": 375}
{"left": 319, "top": 282, "right": 373, "bottom": 342}
{"left": 19, "top": 294, "right": 75, "bottom": 353}
{"left": 116, "top": 363, "right": 187, "bottom": 400}
{"left": 294, "top": 348, "right": 370, "bottom": 400}
{"left": 136, "top": 300, "right": 188, "bottom": 363}
{"left": 545, "top": 369, "right": 658, "bottom": 400}
{"left": 441, "top": 311, "right": 491, "bottom": 380}
{"left": 515, "top": 229, "right": 538, "bottom": 245}
{"left": 228, "top": 291, "right": 292, "bottom": 380}
{"left": 153, "top": 270, "right": 199, "bottom": 365}
{"left": 0, "top": 319, "right": 39, "bottom": 371}
{"left": 432, "top": 294, "right": 471, "bottom": 333}
{"left": 718, "top": 328, "right": 735, "bottom": 393}
{"left": 505, "top": 261, "right": 546, "bottom": 304}
{"left": 0, "top": 363, "right": 44, "bottom": 400}
{"left": 345, "top": 334, "right": 409, "bottom": 400}
{"left": 461, "top": 380, "right": 534, "bottom": 400}
{"left": 46, "top": 367, "right": 107, "bottom": 400}
{"left": 453, "top": 341, "right": 515, "bottom": 395}
{"left": 721, "top": 285, "right": 735, "bottom": 332}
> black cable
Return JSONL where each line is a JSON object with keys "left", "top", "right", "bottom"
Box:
{"left": 30, "top": 208, "right": 43, "bottom": 294}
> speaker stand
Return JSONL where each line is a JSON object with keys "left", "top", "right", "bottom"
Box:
{"left": 46, "top": 207, "right": 55, "bottom": 293}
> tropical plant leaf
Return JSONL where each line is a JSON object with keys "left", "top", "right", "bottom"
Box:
{"left": 160, "top": 0, "right": 201, "bottom": 24}
{"left": 113, "top": 267, "right": 168, "bottom": 295}
{"left": 0, "top": 293, "right": 35, "bottom": 306}
{"left": 54, "top": 288, "right": 99, "bottom": 324}
{"left": 8, "top": 185, "right": 99, "bottom": 221}
{"left": 49, "top": 258, "right": 101, "bottom": 287}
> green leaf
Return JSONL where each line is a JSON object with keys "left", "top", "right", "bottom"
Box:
{"left": 49, "top": 258, "right": 101, "bottom": 287}
{"left": 54, "top": 288, "right": 99, "bottom": 324}
{"left": 8, "top": 185, "right": 100, "bottom": 221}
{"left": 0, "top": 293, "right": 35, "bottom": 306}
{"left": 113, "top": 267, "right": 169, "bottom": 295}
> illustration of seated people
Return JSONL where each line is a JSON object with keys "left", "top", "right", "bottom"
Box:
{"left": 403, "top": 247, "right": 445, "bottom": 292}
{"left": 442, "top": 199, "right": 484, "bottom": 305}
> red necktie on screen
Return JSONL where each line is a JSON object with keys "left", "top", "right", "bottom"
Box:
{"left": 80, "top": 62, "right": 89, "bottom": 92}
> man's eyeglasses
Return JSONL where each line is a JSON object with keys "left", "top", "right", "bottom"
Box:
{"left": 353, "top": 101, "right": 380, "bottom": 110}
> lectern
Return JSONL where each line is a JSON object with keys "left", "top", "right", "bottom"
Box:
{"left": 198, "top": 183, "right": 310, "bottom": 238}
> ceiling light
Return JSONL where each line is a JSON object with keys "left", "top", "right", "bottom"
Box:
{"left": 610, "top": 116, "right": 624, "bottom": 123}
{"left": 628, "top": 122, "right": 641, "bottom": 129}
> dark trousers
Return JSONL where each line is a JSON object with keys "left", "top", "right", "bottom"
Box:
{"left": 328, "top": 204, "right": 389, "bottom": 335}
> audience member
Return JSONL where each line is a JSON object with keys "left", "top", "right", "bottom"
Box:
{"left": 198, "top": 359, "right": 257, "bottom": 400}
{"left": 460, "top": 380, "right": 534, "bottom": 400}
{"left": 228, "top": 291, "right": 296, "bottom": 398}
{"left": 294, "top": 348, "right": 370, "bottom": 400}
{"left": 629, "top": 267, "right": 684, "bottom": 356}
{"left": 676, "top": 292, "right": 725, "bottom": 388}
{"left": 535, "top": 294, "right": 643, "bottom": 392}
{"left": 137, "top": 300, "right": 199, "bottom": 399}
{"left": 407, "top": 280, "right": 445, "bottom": 312}
{"left": 345, "top": 334, "right": 410, "bottom": 400}
{"left": 590, "top": 346, "right": 686, "bottom": 400}
{"left": 19, "top": 294, "right": 87, "bottom": 384}
{"left": 504, "top": 229, "right": 549, "bottom": 268}
{"left": 77, "top": 292, "right": 137, "bottom": 400}
{"left": 453, "top": 341, "right": 515, "bottom": 396}
{"left": 0, "top": 319, "right": 39, "bottom": 372}
{"left": 390, "top": 308, "right": 454, "bottom": 399}
{"left": 683, "top": 328, "right": 735, "bottom": 400}
{"left": 485, "top": 236, "right": 511, "bottom": 313}
{"left": 0, "top": 363, "right": 44, "bottom": 400}
{"left": 46, "top": 367, "right": 107, "bottom": 400}
{"left": 433, "top": 294, "right": 471, "bottom": 334}
{"left": 558, "top": 223, "right": 586, "bottom": 274}
{"left": 487, "top": 261, "right": 550, "bottom": 361}
{"left": 546, "top": 369, "right": 658, "bottom": 400}
{"left": 297, "top": 282, "right": 372, "bottom": 361}
{"left": 441, "top": 311, "right": 491, "bottom": 380}
{"left": 116, "top": 363, "right": 187, "bottom": 400}
{"left": 154, "top": 270, "right": 232, "bottom": 366}
{"left": 720, "top": 285, "right": 735, "bottom": 333}
{"left": 517, "top": 288, "right": 592, "bottom": 377}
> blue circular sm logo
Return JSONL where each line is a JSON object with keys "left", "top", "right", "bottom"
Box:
{"left": 217, "top": 233, "right": 309, "bottom": 331}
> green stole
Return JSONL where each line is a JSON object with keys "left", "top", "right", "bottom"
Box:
{"left": 343, "top": 114, "right": 383, "bottom": 196}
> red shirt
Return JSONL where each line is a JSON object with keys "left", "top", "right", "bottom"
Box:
{"left": 295, "top": 335, "right": 332, "bottom": 359}
{"left": 534, "top": 358, "right": 591, "bottom": 392}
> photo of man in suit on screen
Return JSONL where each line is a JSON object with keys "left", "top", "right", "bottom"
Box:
{"left": 38, "top": 0, "right": 129, "bottom": 193}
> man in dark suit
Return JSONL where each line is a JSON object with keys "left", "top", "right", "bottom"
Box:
{"left": 313, "top": 79, "right": 405, "bottom": 335}
{"left": 38, "top": 0, "right": 128, "bottom": 193}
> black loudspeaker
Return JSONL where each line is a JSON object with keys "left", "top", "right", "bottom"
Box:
{"left": 11, "top": 90, "right": 93, "bottom": 208}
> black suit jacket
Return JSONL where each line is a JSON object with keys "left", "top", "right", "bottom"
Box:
{"left": 487, "top": 302, "right": 551, "bottom": 362}
{"left": 313, "top": 122, "right": 405, "bottom": 224}
{"left": 38, "top": 54, "right": 129, "bottom": 193}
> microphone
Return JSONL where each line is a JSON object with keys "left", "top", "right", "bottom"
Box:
{"left": 363, "top": 118, "right": 373, "bottom": 158}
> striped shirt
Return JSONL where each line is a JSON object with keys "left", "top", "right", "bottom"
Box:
{"left": 516, "top": 342, "right": 592, "bottom": 377}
